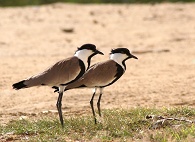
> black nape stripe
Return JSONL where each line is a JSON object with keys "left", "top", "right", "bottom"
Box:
{"left": 87, "top": 52, "right": 96, "bottom": 70}
{"left": 122, "top": 60, "right": 127, "bottom": 70}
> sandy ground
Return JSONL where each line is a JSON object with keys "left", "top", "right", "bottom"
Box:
{"left": 0, "top": 3, "right": 195, "bottom": 124}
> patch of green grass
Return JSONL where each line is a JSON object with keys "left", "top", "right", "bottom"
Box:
{"left": 0, "top": 107, "right": 195, "bottom": 141}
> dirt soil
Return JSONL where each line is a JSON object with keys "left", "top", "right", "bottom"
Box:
{"left": 0, "top": 3, "right": 195, "bottom": 124}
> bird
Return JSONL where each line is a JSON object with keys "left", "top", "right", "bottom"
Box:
{"left": 64, "top": 48, "right": 138, "bottom": 124}
{"left": 12, "top": 43, "right": 104, "bottom": 127}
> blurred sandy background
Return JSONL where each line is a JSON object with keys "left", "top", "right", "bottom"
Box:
{"left": 0, "top": 3, "right": 195, "bottom": 124}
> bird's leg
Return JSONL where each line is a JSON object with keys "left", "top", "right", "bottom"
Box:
{"left": 90, "top": 88, "right": 97, "bottom": 124}
{"left": 56, "top": 86, "right": 65, "bottom": 127}
{"left": 97, "top": 88, "right": 103, "bottom": 117}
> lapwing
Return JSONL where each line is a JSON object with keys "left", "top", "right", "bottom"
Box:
{"left": 64, "top": 48, "right": 138, "bottom": 124}
{"left": 12, "top": 43, "right": 104, "bottom": 127}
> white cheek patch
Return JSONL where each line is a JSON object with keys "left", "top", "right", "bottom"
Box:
{"left": 110, "top": 53, "right": 128, "bottom": 70}
{"left": 74, "top": 49, "right": 93, "bottom": 70}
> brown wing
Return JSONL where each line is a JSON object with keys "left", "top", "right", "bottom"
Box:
{"left": 66, "top": 60, "right": 119, "bottom": 90}
{"left": 24, "top": 56, "right": 82, "bottom": 87}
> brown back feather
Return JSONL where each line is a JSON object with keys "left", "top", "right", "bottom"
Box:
{"left": 24, "top": 56, "right": 81, "bottom": 87}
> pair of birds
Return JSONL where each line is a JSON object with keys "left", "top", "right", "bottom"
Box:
{"left": 12, "top": 43, "right": 138, "bottom": 127}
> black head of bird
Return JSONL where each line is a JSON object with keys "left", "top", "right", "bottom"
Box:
{"left": 75, "top": 44, "right": 104, "bottom": 70}
{"left": 110, "top": 48, "right": 138, "bottom": 60}
{"left": 76, "top": 43, "right": 104, "bottom": 56}
{"left": 110, "top": 48, "right": 138, "bottom": 70}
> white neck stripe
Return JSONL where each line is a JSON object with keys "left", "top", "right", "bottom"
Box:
{"left": 110, "top": 53, "right": 127, "bottom": 70}
{"left": 74, "top": 49, "right": 93, "bottom": 70}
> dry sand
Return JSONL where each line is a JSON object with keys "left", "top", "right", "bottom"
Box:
{"left": 0, "top": 3, "right": 195, "bottom": 124}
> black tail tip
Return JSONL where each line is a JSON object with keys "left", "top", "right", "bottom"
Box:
{"left": 12, "top": 80, "right": 27, "bottom": 90}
